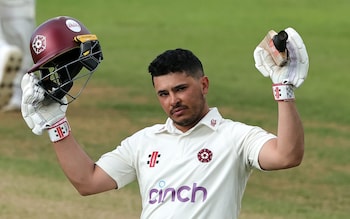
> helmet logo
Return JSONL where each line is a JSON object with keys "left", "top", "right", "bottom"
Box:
{"left": 32, "top": 35, "right": 47, "bottom": 55}
{"left": 66, "top": 19, "right": 81, "bottom": 32}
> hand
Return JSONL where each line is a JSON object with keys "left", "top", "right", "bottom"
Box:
{"left": 253, "top": 27, "right": 309, "bottom": 88}
{"left": 21, "top": 73, "right": 68, "bottom": 135}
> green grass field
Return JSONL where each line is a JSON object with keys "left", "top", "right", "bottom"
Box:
{"left": 1, "top": 0, "right": 349, "bottom": 218}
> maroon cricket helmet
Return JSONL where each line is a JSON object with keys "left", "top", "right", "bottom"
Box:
{"left": 28, "top": 16, "right": 103, "bottom": 104}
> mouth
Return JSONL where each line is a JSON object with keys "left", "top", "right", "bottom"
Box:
{"left": 170, "top": 106, "right": 187, "bottom": 116}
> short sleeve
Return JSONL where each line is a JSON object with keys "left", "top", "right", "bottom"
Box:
{"left": 95, "top": 138, "right": 137, "bottom": 189}
{"left": 243, "top": 126, "right": 276, "bottom": 170}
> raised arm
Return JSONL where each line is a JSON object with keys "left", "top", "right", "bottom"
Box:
{"left": 20, "top": 16, "right": 117, "bottom": 195}
{"left": 258, "top": 101, "right": 304, "bottom": 170}
{"left": 253, "top": 27, "right": 309, "bottom": 170}
{"left": 21, "top": 73, "right": 117, "bottom": 195}
{"left": 53, "top": 134, "right": 117, "bottom": 195}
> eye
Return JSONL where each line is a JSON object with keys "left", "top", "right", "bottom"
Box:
{"left": 158, "top": 91, "right": 169, "bottom": 97}
{"left": 175, "top": 85, "right": 187, "bottom": 92}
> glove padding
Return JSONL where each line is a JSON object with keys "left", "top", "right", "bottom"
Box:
{"left": 254, "top": 27, "right": 309, "bottom": 88}
{"left": 21, "top": 73, "right": 67, "bottom": 135}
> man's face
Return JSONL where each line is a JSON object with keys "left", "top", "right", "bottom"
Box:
{"left": 153, "top": 72, "right": 209, "bottom": 132}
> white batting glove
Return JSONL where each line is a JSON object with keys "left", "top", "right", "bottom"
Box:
{"left": 254, "top": 27, "right": 309, "bottom": 88}
{"left": 21, "top": 73, "right": 70, "bottom": 142}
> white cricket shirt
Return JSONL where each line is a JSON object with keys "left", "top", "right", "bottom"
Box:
{"left": 96, "top": 108, "right": 276, "bottom": 219}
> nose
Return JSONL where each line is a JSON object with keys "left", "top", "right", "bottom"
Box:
{"left": 169, "top": 93, "right": 180, "bottom": 107}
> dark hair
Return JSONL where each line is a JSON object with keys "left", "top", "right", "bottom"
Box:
{"left": 148, "top": 48, "right": 204, "bottom": 84}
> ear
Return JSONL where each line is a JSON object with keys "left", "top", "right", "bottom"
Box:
{"left": 200, "top": 76, "right": 209, "bottom": 95}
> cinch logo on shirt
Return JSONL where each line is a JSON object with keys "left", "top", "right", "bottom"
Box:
{"left": 149, "top": 183, "right": 207, "bottom": 204}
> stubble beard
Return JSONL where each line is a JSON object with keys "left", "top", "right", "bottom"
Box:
{"left": 171, "top": 98, "right": 207, "bottom": 130}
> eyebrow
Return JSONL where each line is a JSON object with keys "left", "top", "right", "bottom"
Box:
{"left": 157, "top": 83, "right": 188, "bottom": 95}
{"left": 157, "top": 89, "right": 167, "bottom": 96}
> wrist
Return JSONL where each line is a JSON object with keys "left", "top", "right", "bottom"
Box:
{"left": 272, "top": 84, "right": 295, "bottom": 101}
{"left": 47, "top": 117, "right": 71, "bottom": 143}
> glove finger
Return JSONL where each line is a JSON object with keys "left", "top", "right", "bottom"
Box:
{"left": 32, "top": 83, "right": 45, "bottom": 105}
{"left": 21, "top": 73, "right": 31, "bottom": 91}
{"left": 29, "top": 107, "right": 45, "bottom": 135}
{"left": 284, "top": 27, "right": 309, "bottom": 87}
{"left": 21, "top": 98, "right": 29, "bottom": 117}
{"left": 285, "top": 27, "right": 309, "bottom": 64}
{"left": 21, "top": 103, "right": 35, "bottom": 129}
{"left": 253, "top": 46, "right": 273, "bottom": 78}
{"left": 21, "top": 73, "right": 39, "bottom": 91}
{"left": 22, "top": 103, "right": 43, "bottom": 135}
{"left": 21, "top": 74, "right": 34, "bottom": 104}
{"left": 22, "top": 73, "right": 45, "bottom": 105}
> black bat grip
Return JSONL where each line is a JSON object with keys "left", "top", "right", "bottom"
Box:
{"left": 272, "top": 30, "right": 288, "bottom": 52}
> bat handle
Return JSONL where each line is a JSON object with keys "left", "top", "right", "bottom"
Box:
{"left": 272, "top": 30, "right": 288, "bottom": 52}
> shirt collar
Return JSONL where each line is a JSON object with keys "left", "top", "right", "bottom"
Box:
{"left": 155, "top": 107, "right": 222, "bottom": 134}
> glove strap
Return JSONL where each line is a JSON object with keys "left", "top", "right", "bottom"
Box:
{"left": 48, "top": 117, "right": 71, "bottom": 143}
{"left": 272, "top": 84, "right": 295, "bottom": 101}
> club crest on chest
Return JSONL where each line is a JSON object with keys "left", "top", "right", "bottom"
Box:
{"left": 197, "top": 148, "right": 213, "bottom": 163}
